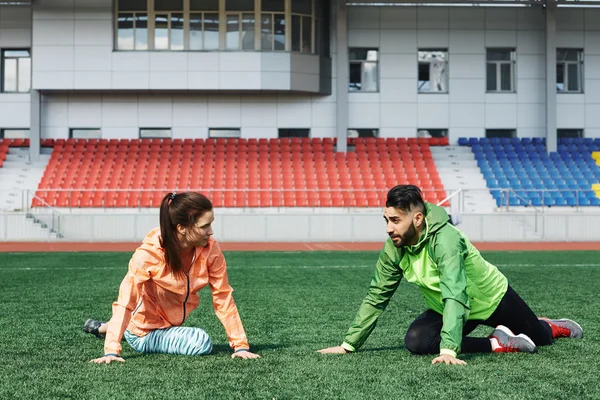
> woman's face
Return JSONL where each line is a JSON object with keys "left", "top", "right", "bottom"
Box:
{"left": 179, "top": 210, "right": 214, "bottom": 248}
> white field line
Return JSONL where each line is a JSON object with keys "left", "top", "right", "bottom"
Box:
{"left": 3, "top": 263, "right": 600, "bottom": 271}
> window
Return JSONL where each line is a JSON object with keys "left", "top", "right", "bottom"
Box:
{"left": 1, "top": 129, "right": 29, "bottom": 139}
{"left": 140, "top": 128, "right": 172, "bottom": 138}
{"left": 189, "top": 12, "right": 220, "bottom": 50}
{"left": 261, "top": 13, "right": 285, "bottom": 51}
{"left": 116, "top": 0, "right": 148, "bottom": 50}
{"left": 418, "top": 50, "right": 448, "bottom": 93}
{"left": 70, "top": 129, "right": 102, "bottom": 139}
{"left": 291, "top": 0, "right": 312, "bottom": 53}
{"left": 209, "top": 128, "right": 241, "bottom": 138}
{"left": 349, "top": 49, "right": 379, "bottom": 92}
{"left": 486, "top": 129, "right": 516, "bottom": 138}
{"left": 557, "top": 49, "right": 583, "bottom": 93}
{"left": 2, "top": 50, "right": 31, "bottom": 93}
{"left": 417, "top": 129, "right": 447, "bottom": 138}
{"left": 279, "top": 128, "right": 309, "bottom": 138}
{"left": 114, "top": 0, "right": 323, "bottom": 53}
{"left": 558, "top": 129, "right": 583, "bottom": 139}
{"left": 348, "top": 129, "right": 378, "bottom": 138}
{"left": 487, "top": 49, "right": 515, "bottom": 92}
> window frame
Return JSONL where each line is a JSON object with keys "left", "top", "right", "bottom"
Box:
{"left": 209, "top": 128, "right": 241, "bottom": 138}
{"left": 139, "top": 128, "right": 172, "bottom": 138}
{"left": 417, "top": 49, "right": 449, "bottom": 94}
{"left": 1, "top": 128, "right": 30, "bottom": 139}
{"left": 1, "top": 49, "right": 31, "bottom": 93}
{"left": 70, "top": 128, "right": 102, "bottom": 139}
{"left": 556, "top": 48, "right": 584, "bottom": 93}
{"left": 348, "top": 48, "right": 380, "bottom": 93}
{"left": 417, "top": 129, "right": 448, "bottom": 138}
{"left": 485, "top": 129, "right": 516, "bottom": 139}
{"left": 486, "top": 48, "right": 516, "bottom": 93}
{"left": 114, "top": 0, "right": 319, "bottom": 53}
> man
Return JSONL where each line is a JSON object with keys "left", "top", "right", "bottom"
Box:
{"left": 318, "top": 185, "right": 582, "bottom": 365}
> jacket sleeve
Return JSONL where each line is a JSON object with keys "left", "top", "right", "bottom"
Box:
{"left": 104, "top": 250, "right": 153, "bottom": 356}
{"left": 207, "top": 243, "right": 250, "bottom": 352}
{"left": 342, "top": 244, "right": 403, "bottom": 352}
{"left": 431, "top": 227, "right": 470, "bottom": 357}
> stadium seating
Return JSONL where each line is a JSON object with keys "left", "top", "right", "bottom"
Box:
{"left": 459, "top": 137, "right": 600, "bottom": 207}
{"left": 33, "top": 137, "right": 448, "bottom": 208}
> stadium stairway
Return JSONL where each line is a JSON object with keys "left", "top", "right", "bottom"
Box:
{"left": 0, "top": 145, "right": 50, "bottom": 210}
{"left": 0, "top": 140, "right": 57, "bottom": 240}
{"left": 431, "top": 145, "right": 497, "bottom": 213}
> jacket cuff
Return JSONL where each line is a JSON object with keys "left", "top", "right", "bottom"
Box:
{"left": 341, "top": 342, "right": 356, "bottom": 352}
{"left": 439, "top": 348, "right": 457, "bottom": 358}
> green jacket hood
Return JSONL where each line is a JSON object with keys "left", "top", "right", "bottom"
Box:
{"left": 406, "top": 202, "right": 450, "bottom": 253}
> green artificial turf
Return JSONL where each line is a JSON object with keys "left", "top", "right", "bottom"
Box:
{"left": 1, "top": 251, "right": 598, "bottom": 399}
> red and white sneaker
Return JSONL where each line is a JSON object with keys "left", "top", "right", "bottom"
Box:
{"left": 539, "top": 318, "right": 584, "bottom": 339}
{"left": 489, "top": 325, "right": 537, "bottom": 353}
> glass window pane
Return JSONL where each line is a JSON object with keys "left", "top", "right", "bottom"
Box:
{"left": 349, "top": 63, "right": 361, "bottom": 91}
{"left": 71, "top": 129, "right": 101, "bottom": 139}
{"left": 171, "top": 14, "right": 184, "bottom": 50}
{"left": 155, "top": 0, "right": 182, "bottom": 11}
{"left": 117, "top": 14, "right": 134, "bottom": 50}
{"left": 349, "top": 49, "right": 369, "bottom": 61}
{"left": 18, "top": 57, "right": 31, "bottom": 92}
{"left": 118, "top": 0, "right": 147, "bottom": 11}
{"left": 418, "top": 63, "right": 430, "bottom": 91}
{"left": 4, "top": 50, "right": 29, "bottom": 58}
{"left": 227, "top": 0, "right": 254, "bottom": 11}
{"left": 567, "top": 63, "right": 580, "bottom": 91}
{"left": 486, "top": 63, "right": 497, "bottom": 91}
{"left": 291, "top": 15, "right": 301, "bottom": 52}
{"left": 292, "top": 0, "right": 312, "bottom": 14}
{"left": 191, "top": 0, "right": 219, "bottom": 11}
{"left": 154, "top": 14, "right": 169, "bottom": 50}
{"left": 362, "top": 62, "right": 378, "bottom": 91}
{"left": 3, "top": 58, "right": 17, "bottom": 92}
{"left": 135, "top": 14, "right": 148, "bottom": 50}
{"left": 500, "top": 63, "right": 512, "bottom": 91}
{"left": 418, "top": 51, "right": 446, "bottom": 62}
{"left": 261, "top": 14, "right": 273, "bottom": 51}
{"left": 314, "top": 19, "right": 320, "bottom": 55}
{"left": 556, "top": 63, "right": 565, "bottom": 91}
{"left": 242, "top": 13, "right": 255, "bottom": 50}
{"left": 209, "top": 129, "right": 241, "bottom": 138}
{"left": 487, "top": 50, "right": 511, "bottom": 61}
{"left": 226, "top": 14, "right": 240, "bottom": 50}
{"left": 274, "top": 14, "right": 285, "bottom": 51}
{"left": 140, "top": 129, "right": 172, "bottom": 138}
{"left": 190, "top": 14, "right": 203, "bottom": 50}
{"left": 262, "top": 0, "right": 285, "bottom": 12}
{"left": 205, "top": 13, "right": 219, "bottom": 50}
{"left": 2, "top": 129, "right": 29, "bottom": 139}
{"left": 302, "top": 16, "right": 312, "bottom": 53}
{"left": 558, "top": 49, "right": 578, "bottom": 61}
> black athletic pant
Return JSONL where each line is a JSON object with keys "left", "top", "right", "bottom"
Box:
{"left": 404, "top": 285, "right": 553, "bottom": 355}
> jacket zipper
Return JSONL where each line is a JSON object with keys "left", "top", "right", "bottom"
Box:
{"left": 181, "top": 273, "right": 190, "bottom": 325}
{"left": 181, "top": 251, "right": 196, "bottom": 325}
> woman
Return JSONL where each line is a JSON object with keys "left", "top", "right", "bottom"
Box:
{"left": 85, "top": 192, "right": 260, "bottom": 363}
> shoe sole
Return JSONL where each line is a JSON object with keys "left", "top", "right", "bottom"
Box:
{"left": 83, "top": 318, "right": 105, "bottom": 339}
{"left": 551, "top": 318, "right": 584, "bottom": 339}
{"left": 493, "top": 325, "right": 538, "bottom": 353}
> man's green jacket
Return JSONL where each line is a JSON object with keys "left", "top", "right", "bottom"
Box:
{"left": 341, "top": 203, "right": 508, "bottom": 357}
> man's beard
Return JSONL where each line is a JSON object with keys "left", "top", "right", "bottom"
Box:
{"left": 392, "top": 223, "right": 418, "bottom": 248}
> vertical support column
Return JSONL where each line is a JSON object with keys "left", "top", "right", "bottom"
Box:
{"left": 29, "top": 89, "right": 41, "bottom": 163}
{"left": 335, "top": 0, "right": 348, "bottom": 153}
{"left": 546, "top": 0, "right": 557, "bottom": 153}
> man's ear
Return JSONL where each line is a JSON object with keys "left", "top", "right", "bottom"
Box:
{"left": 414, "top": 211, "right": 425, "bottom": 227}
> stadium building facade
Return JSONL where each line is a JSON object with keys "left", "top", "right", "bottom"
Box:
{"left": 1, "top": 0, "right": 600, "bottom": 159}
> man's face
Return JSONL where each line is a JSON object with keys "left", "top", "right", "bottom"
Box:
{"left": 384, "top": 206, "right": 422, "bottom": 248}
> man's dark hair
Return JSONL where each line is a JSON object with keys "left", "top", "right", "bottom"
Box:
{"left": 386, "top": 185, "right": 426, "bottom": 214}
